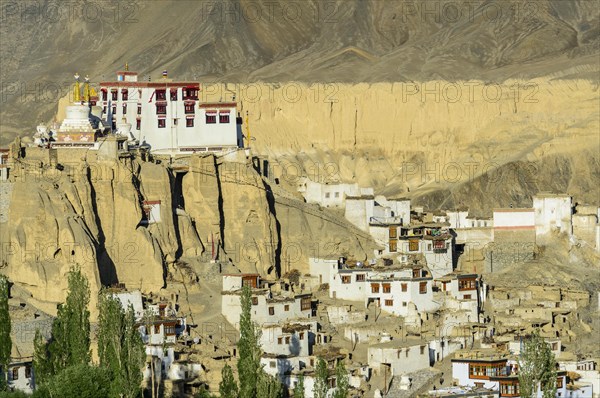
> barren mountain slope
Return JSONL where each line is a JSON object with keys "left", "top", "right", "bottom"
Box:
{"left": 1, "top": 0, "right": 598, "bottom": 141}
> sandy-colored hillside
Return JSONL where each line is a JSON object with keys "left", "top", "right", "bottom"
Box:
{"left": 1, "top": 0, "right": 598, "bottom": 142}
{"left": 192, "top": 79, "right": 600, "bottom": 208}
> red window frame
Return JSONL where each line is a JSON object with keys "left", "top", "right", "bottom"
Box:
{"left": 184, "top": 103, "right": 195, "bottom": 114}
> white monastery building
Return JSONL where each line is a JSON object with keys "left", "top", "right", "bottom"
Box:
{"left": 99, "top": 68, "right": 243, "bottom": 154}
{"left": 48, "top": 67, "right": 244, "bottom": 155}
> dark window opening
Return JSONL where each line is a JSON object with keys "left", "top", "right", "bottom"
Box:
{"left": 156, "top": 90, "right": 166, "bottom": 100}
{"left": 183, "top": 88, "right": 198, "bottom": 100}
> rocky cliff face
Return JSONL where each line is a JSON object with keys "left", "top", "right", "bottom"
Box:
{"left": 182, "top": 155, "right": 279, "bottom": 275}
{"left": 0, "top": 150, "right": 374, "bottom": 314}
{"left": 0, "top": 152, "right": 171, "bottom": 314}
{"left": 234, "top": 79, "right": 599, "bottom": 209}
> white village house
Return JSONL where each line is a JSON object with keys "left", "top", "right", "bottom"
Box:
{"left": 451, "top": 349, "right": 592, "bottom": 398}
{"left": 221, "top": 274, "right": 313, "bottom": 329}
{"left": 310, "top": 257, "right": 439, "bottom": 318}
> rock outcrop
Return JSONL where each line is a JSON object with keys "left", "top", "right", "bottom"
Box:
{"left": 0, "top": 149, "right": 375, "bottom": 314}
{"left": 182, "top": 155, "right": 279, "bottom": 275}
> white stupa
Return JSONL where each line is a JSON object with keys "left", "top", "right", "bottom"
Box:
{"left": 116, "top": 117, "right": 135, "bottom": 142}
{"left": 33, "top": 124, "right": 49, "bottom": 146}
{"left": 56, "top": 74, "right": 95, "bottom": 143}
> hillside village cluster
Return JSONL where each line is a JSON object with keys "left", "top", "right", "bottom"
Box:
{"left": 0, "top": 70, "right": 599, "bottom": 398}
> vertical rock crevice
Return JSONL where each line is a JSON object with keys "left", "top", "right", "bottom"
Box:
{"left": 85, "top": 166, "right": 118, "bottom": 286}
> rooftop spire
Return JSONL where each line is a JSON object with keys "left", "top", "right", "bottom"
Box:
{"left": 73, "top": 73, "right": 81, "bottom": 103}
{"left": 83, "top": 75, "right": 90, "bottom": 102}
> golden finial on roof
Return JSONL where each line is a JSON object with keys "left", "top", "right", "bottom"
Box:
{"left": 73, "top": 73, "right": 81, "bottom": 103}
{"left": 83, "top": 75, "right": 90, "bottom": 102}
{"left": 125, "top": 63, "right": 129, "bottom": 71}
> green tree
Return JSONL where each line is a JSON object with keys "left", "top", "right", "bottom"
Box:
{"left": 519, "top": 330, "right": 557, "bottom": 398}
{"left": 0, "top": 391, "right": 30, "bottom": 398}
{"left": 47, "top": 266, "right": 91, "bottom": 375}
{"left": 32, "top": 330, "right": 52, "bottom": 385}
{"left": 0, "top": 275, "right": 11, "bottom": 390}
{"left": 97, "top": 292, "right": 145, "bottom": 398}
{"left": 293, "top": 373, "right": 305, "bottom": 398}
{"left": 313, "top": 357, "right": 329, "bottom": 398}
{"left": 333, "top": 360, "right": 349, "bottom": 398}
{"left": 219, "top": 364, "right": 238, "bottom": 398}
{"left": 237, "top": 285, "right": 262, "bottom": 398}
{"left": 193, "top": 388, "right": 215, "bottom": 398}
{"left": 44, "top": 364, "right": 111, "bottom": 398}
{"left": 256, "top": 370, "right": 283, "bottom": 398}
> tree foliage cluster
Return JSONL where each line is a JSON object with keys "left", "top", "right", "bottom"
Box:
{"left": 220, "top": 285, "right": 350, "bottom": 398}
{"left": 519, "top": 330, "right": 558, "bottom": 398}
{"left": 29, "top": 267, "right": 145, "bottom": 397}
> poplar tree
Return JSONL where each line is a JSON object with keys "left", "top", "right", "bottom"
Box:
{"left": 314, "top": 357, "right": 329, "bottom": 398}
{"left": 333, "top": 360, "right": 349, "bottom": 398}
{"left": 218, "top": 364, "right": 238, "bottom": 398}
{"left": 32, "top": 329, "right": 52, "bottom": 385}
{"left": 519, "top": 330, "right": 557, "bottom": 398}
{"left": 0, "top": 275, "right": 11, "bottom": 390}
{"left": 97, "top": 292, "right": 145, "bottom": 398}
{"left": 256, "top": 370, "right": 283, "bottom": 398}
{"left": 46, "top": 266, "right": 91, "bottom": 376}
{"left": 293, "top": 373, "right": 305, "bottom": 398}
{"left": 237, "top": 285, "right": 262, "bottom": 398}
